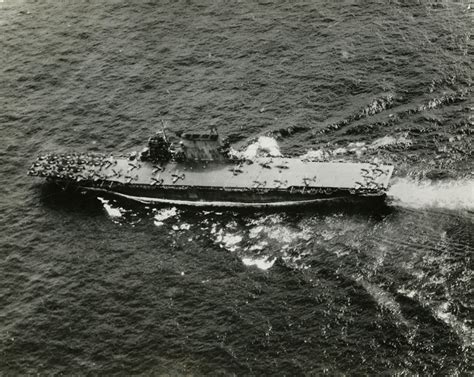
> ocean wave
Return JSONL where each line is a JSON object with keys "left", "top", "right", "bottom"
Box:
{"left": 319, "top": 94, "right": 395, "bottom": 134}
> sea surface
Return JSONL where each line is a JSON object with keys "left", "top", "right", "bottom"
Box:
{"left": 1, "top": 0, "right": 473, "bottom": 375}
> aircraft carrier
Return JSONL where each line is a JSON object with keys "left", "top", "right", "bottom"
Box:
{"left": 28, "top": 130, "right": 394, "bottom": 207}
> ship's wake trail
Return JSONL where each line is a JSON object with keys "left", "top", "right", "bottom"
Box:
{"left": 387, "top": 178, "right": 474, "bottom": 210}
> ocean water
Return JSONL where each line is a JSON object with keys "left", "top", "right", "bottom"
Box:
{"left": 1, "top": 0, "right": 472, "bottom": 375}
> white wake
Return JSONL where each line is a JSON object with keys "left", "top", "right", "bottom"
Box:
{"left": 387, "top": 178, "right": 474, "bottom": 210}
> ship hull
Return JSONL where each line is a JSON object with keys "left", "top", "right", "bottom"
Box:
{"left": 53, "top": 178, "right": 385, "bottom": 208}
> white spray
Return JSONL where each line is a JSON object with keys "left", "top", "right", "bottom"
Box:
{"left": 231, "top": 136, "right": 282, "bottom": 159}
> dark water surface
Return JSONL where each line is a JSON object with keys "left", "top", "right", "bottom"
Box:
{"left": 1, "top": 0, "right": 472, "bottom": 375}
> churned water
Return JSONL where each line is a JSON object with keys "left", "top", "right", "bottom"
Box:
{"left": 1, "top": 0, "right": 472, "bottom": 375}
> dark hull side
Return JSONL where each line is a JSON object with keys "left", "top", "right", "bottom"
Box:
{"left": 51, "top": 178, "right": 386, "bottom": 208}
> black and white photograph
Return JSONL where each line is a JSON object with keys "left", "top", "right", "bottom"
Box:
{"left": 1, "top": 0, "right": 472, "bottom": 375}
